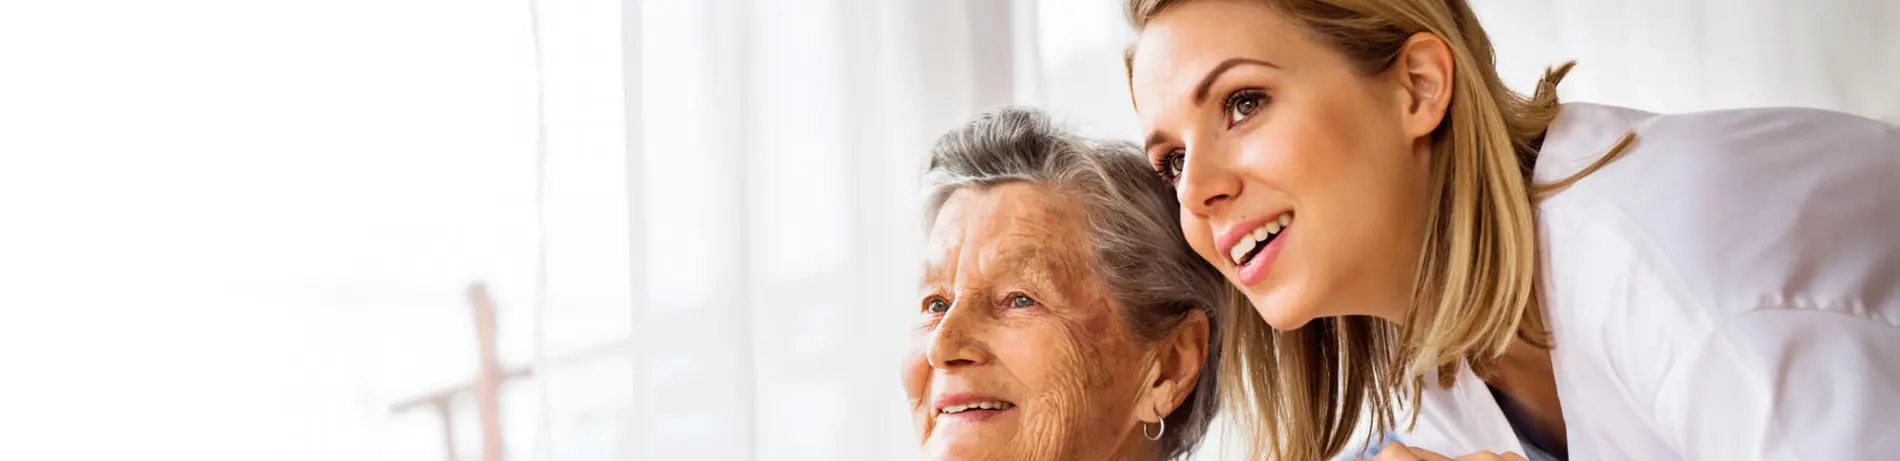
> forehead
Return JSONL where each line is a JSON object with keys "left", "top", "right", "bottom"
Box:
{"left": 1129, "top": 1, "right": 1305, "bottom": 117}
{"left": 926, "top": 183, "right": 1088, "bottom": 277}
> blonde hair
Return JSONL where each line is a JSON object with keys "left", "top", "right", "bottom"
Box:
{"left": 1123, "top": 0, "right": 1631, "bottom": 459}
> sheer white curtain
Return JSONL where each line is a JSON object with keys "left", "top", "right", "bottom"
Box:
{"left": 0, "top": 0, "right": 1018, "bottom": 458}
{"left": 1470, "top": 0, "right": 1900, "bottom": 121}
{"left": 0, "top": 1, "right": 560, "bottom": 460}
{"left": 617, "top": 0, "right": 1016, "bottom": 459}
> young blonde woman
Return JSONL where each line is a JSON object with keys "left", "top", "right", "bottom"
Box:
{"left": 1121, "top": 0, "right": 1900, "bottom": 460}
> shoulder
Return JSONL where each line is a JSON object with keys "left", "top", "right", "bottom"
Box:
{"left": 1536, "top": 103, "right": 1900, "bottom": 187}
{"left": 1534, "top": 102, "right": 1900, "bottom": 323}
{"left": 1536, "top": 102, "right": 1898, "bottom": 181}
{"left": 1531, "top": 106, "right": 1900, "bottom": 456}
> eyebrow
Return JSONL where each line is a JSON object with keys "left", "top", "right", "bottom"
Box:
{"left": 1193, "top": 57, "right": 1277, "bottom": 104}
{"left": 1143, "top": 132, "right": 1173, "bottom": 154}
{"left": 920, "top": 258, "right": 950, "bottom": 287}
{"left": 1143, "top": 57, "right": 1278, "bottom": 152}
{"left": 993, "top": 249, "right": 1060, "bottom": 283}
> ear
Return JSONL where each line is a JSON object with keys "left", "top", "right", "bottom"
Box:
{"left": 1140, "top": 310, "right": 1211, "bottom": 423}
{"left": 1393, "top": 32, "right": 1455, "bottom": 141}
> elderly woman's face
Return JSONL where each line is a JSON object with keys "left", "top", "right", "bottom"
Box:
{"left": 904, "top": 183, "right": 1152, "bottom": 460}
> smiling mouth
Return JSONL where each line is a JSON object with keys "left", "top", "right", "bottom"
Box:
{"left": 1230, "top": 212, "right": 1293, "bottom": 267}
{"left": 940, "top": 400, "right": 1015, "bottom": 416}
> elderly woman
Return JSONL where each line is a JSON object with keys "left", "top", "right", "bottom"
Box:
{"left": 901, "top": 107, "right": 1233, "bottom": 461}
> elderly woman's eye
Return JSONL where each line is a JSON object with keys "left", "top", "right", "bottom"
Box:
{"left": 1009, "top": 294, "right": 1037, "bottom": 309}
{"left": 926, "top": 297, "right": 950, "bottom": 313}
{"left": 1224, "top": 89, "right": 1268, "bottom": 127}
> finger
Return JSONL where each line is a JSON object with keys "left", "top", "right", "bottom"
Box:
{"left": 1464, "top": 451, "right": 1501, "bottom": 461}
{"left": 1365, "top": 442, "right": 1419, "bottom": 461}
{"left": 1500, "top": 452, "right": 1528, "bottom": 461}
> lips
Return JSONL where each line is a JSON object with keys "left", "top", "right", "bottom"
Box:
{"left": 1215, "top": 211, "right": 1294, "bottom": 266}
{"left": 933, "top": 394, "right": 1017, "bottom": 421}
{"left": 1228, "top": 212, "right": 1292, "bottom": 266}
{"left": 940, "top": 400, "right": 1014, "bottom": 414}
{"left": 1211, "top": 211, "right": 1295, "bottom": 288}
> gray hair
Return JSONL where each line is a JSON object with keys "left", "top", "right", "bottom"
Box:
{"left": 920, "top": 107, "right": 1229, "bottom": 460}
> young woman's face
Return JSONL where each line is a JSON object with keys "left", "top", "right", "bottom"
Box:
{"left": 1129, "top": 1, "right": 1432, "bottom": 329}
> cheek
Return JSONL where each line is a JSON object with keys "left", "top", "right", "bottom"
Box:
{"left": 1299, "top": 95, "right": 1416, "bottom": 232}
{"left": 901, "top": 341, "right": 927, "bottom": 396}
{"left": 1262, "top": 85, "right": 1424, "bottom": 306}
{"left": 1010, "top": 317, "right": 1111, "bottom": 407}
{"left": 1260, "top": 110, "right": 1351, "bottom": 188}
{"left": 1181, "top": 209, "right": 1221, "bottom": 267}
{"left": 1249, "top": 89, "right": 1406, "bottom": 236}
{"left": 1005, "top": 310, "right": 1145, "bottom": 457}
{"left": 901, "top": 332, "right": 935, "bottom": 439}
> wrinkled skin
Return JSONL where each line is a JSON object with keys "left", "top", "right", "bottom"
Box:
{"left": 902, "top": 184, "right": 1159, "bottom": 461}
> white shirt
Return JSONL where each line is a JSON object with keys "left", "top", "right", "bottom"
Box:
{"left": 1404, "top": 103, "right": 1900, "bottom": 460}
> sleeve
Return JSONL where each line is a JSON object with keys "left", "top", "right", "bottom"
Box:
{"left": 1652, "top": 309, "right": 1900, "bottom": 460}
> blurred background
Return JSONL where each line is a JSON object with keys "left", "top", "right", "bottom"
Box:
{"left": 0, "top": 0, "right": 1893, "bottom": 460}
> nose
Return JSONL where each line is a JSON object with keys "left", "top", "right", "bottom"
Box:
{"left": 924, "top": 299, "right": 990, "bottom": 370}
{"left": 1177, "top": 145, "right": 1241, "bottom": 216}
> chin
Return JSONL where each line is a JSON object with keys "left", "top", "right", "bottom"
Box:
{"left": 924, "top": 440, "right": 1000, "bottom": 461}
{"left": 1246, "top": 285, "right": 1319, "bottom": 330}
{"left": 922, "top": 429, "right": 1013, "bottom": 461}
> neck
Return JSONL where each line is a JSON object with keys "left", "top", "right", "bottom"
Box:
{"left": 1357, "top": 283, "right": 1414, "bottom": 324}
{"left": 1359, "top": 245, "right": 1429, "bottom": 324}
{"left": 1104, "top": 430, "right": 1161, "bottom": 461}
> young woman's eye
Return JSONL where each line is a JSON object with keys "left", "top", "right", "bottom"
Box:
{"left": 1224, "top": 89, "right": 1268, "bottom": 127}
{"left": 1152, "top": 150, "right": 1186, "bottom": 185}
{"left": 925, "top": 297, "right": 950, "bottom": 314}
{"left": 1008, "top": 294, "right": 1037, "bottom": 309}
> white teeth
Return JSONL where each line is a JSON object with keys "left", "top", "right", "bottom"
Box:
{"left": 942, "top": 401, "right": 1013, "bottom": 414}
{"left": 1229, "top": 213, "right": 1294, "bottom": 266}
{"left": 1230, "top": 236, "right": 1257, "bottom": 265}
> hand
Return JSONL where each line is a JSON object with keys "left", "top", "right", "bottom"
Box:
{"left": 1361, "top": 442, "right": 1528, "bottom": 461}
